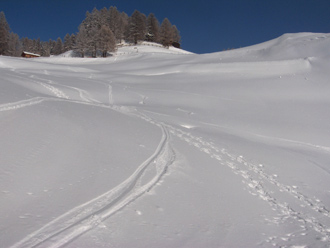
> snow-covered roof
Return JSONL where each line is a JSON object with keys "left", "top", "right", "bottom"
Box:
{"left": 22, "top": 51, "right": 41, "bottom": 57}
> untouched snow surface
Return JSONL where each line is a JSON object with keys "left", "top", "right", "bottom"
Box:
{"left": 1, "top": 33, "right": 330, "bottom": 247}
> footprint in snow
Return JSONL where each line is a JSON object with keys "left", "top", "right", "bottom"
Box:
{"left": 135, "top": 210, "right": 142, "bottom": 215}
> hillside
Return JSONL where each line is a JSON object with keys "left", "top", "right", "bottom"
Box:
{"left": 1, "top": 33, "right": 330, "bottom": 248}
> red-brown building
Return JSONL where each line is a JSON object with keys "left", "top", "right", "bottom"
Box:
{"left": 21, "top": 51, "right": 41, "bottom": 58}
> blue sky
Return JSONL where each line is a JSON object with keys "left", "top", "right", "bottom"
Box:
{"left": 1, "top": 0, "right": 330, "bottom": 54}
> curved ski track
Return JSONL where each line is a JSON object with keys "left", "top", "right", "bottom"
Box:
{"left": 11, "top": 122, "right": 174, "bottom": 248}
{"left": 7, "top": 76, "right": 175, "bottom": 248}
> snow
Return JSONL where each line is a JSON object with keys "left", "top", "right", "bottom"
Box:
{"left": 58, "top": 42, "right": 192, "bottom": 58}
{"left": 115, "top": 41, "right": 192, "bottom": 55}
{"left": 1, "top": 34, "right": 330, "bottom": 247}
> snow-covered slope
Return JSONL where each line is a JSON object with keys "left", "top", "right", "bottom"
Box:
{"left": 1, "top": 33, "right": 330, "bottom": 247}
{"left": 116, "top": 41, "right": 193, "bottom": 55}
{"left": 58, "top": 41, "right": 192, "bottom": 58}
{"left": 201, "top": 32, "right": 330, "bottom": 63}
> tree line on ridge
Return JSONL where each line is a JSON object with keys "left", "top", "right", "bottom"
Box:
{"left": 0, "top": 7, "right": 181, "bottom": 57}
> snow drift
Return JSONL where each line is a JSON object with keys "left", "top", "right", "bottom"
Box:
{"left": 1, "top": 33, "right": 330, "bottom": 247}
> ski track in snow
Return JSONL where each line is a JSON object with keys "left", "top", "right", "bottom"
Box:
{"left": 31, "top": 75, "right": 102, "bottom": 104}
{"left": 0, "top": 97, "right": 46, "bottom": 112}
{"left": 27, "top": 75, "right": 69, "bottom": 99}
{"left": 36, "top": 80, "right": 69, "bottom": 99}
{"left": 11, "top": 123, "right": 174, "bottom": 248}
{"left": 163, "top": 124, "right": 330, "bottom": 243}
{"left": 8, "top": 81, "right": 175, "bottom": 248}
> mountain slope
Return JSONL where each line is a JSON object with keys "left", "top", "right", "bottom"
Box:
{"left": 1, "top": 33, "right": 330, "bottom": 247}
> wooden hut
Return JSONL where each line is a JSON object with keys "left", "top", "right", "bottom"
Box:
{"left": 21, "top": 51, "right": 41, "bottom": 58}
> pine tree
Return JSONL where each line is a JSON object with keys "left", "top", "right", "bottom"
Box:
{"left": 100, "top": 7, "right": 109, "bottom": 27}
{"left": 98, "top": 25, "right": 115, "bottom": 57}
{"left": 119, "top": 12, "right": 129, "bottom": 43}
{"left": 74, "top": 6, "right": 180, "bottom": 54}
{"left": 49, "top": 39, "right": 56, "bottom": 55}
{"left": 141, "top": 13, "right": 147, "bottom": 40}
{"left": 42, "top": 41, "right": 51, "bottom": 57}
{"left": 171, "top": 25, "right": 181, "bottom": 43}
{"left": 128, "top": 10, "right": 146, "bottom": 44}
{"left": 63, "top": 33, "right": 72, "bottom": 52}
{"left": 160, "top": 18, "right": 173, "bottom": 47}
{"left": 146, "top": 13, "right": 160, "bottom": 43}
{"left": 81, "top": 8, "right": 102, "bottom": 57}
{"left": 22, "top": 37, "right": 33, "bottom": 53}
{"left": 33, "top": 38, "right": 42, "bottom": 54}
{"left": 7, "top": 32, "right": 21, "bottom": 56}
{"left": 0, "top": 11, "right": 10, "bottom": 55}
{"left": 53, "top": 37, "right": 63, "bottom": 55}
{"left": 108, "top": 6, "right": 121, "bottom": 40}
{"left": 70, "top": 34, "right": 76, "bottom": 49}
{"left": 38, "top": 39, "right": 47, "bottom": 56}
{"left": 75, "top": 25, "right": 88, "bottom": 57}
